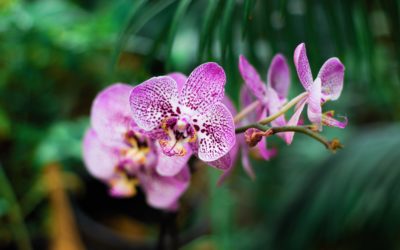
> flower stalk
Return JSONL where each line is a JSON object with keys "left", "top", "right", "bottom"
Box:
{"left": 258, "top": 91, "right": 308, "bottom": 125}
{"left": 234, "top": 100, "right": 260, "bottom": 123}
{"left": 235, "top": 124, "right": 342, "bottom": 152}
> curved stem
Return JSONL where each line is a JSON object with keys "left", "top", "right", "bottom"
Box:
{"left": 267, "top": 126, "right": 331, "bottom": 149}
{"left": 233, "top": 100, "right": 260, "bottom": 124}
{"left": 259, "top": 92, "right": 308, "bottom": 125}
{"left": 235, "top": 125, "right": 342, "bottom": 152}
{"left": 235, "top": 123, "right": 268, "bottom": 134}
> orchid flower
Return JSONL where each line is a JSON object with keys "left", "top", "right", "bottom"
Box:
{"left": 238, "top": 54, "right": 291, "bottom": 160}
{"left": 286, "top": 43, "right": 347, "bottom": 143}
{"left": 82, "top": 84, "right": 190, "bottom": 210}
{"left": 168, "top": 72, "right": 239, "bottom": 174}
{"left": 129, "top": 63, "right": 236, "bottom": 176}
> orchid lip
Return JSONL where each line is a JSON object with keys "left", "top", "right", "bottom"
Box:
{"left": 159, "top": 116, "right": 197, "bottom": 157}
{"left": 108, "top": 170, "right": 140, "bottom": 198}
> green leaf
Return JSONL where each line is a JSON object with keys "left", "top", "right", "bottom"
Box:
{"left": 220, "top": 0, "right": 236, "bottom": 63}
{"left": 241, "top": 0, "right": 256, "bottom": 39}
{"left": 198, "top": 0, "right": 221, "bottom": 61}
{"left": 110, "top": 0, "right": 177, "bottom": 73}
{"left": 165, "top": 0, "right": 192, "bottom": 71}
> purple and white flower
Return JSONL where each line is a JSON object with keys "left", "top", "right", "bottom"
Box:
{"left": 239, "top": 54, "right": 291, "bottom": 160}
{"left": 129, "top": 63, "right": 236, "bottom": 176}
{"left": 82, "top": 84, "right": 190, "bottom": 210}
{"left": 286, "top": 43, "right": 347, "bottom": 143}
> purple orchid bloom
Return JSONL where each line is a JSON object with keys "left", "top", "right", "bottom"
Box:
{"left": 129, "top": 63, "right": 236, "bottom": 176}
{"left": 82, "top": 84, "right": 190, "bottom": 210}
{"left": 239, "top": 54, "right": 291, "bottom": 160}
{"left": 286, "top": 43, "right": 347, "bottom": 143}
{"left": 168, "top": 72, "right": 239, "bottom": 174}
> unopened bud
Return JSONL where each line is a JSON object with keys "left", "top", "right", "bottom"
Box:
{"left": 245, "top": 128, "right": 272, "bottom": 147}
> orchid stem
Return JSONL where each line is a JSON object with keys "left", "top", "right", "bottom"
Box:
{"left": 235, "top": 125, "right": 341, "bottom": 152}
{"left": 234, "top": 100, "right": 260, "bottom": 124}
{"left": 258, "top": 92, "right": 308, "bottom": 125}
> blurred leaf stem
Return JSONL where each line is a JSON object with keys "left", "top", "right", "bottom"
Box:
{"left": 0, "top": 164, "right": 32, "bottom": 250}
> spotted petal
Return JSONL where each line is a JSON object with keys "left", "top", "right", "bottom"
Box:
{"left": 239, "top": 55, "right": 267, "bottom": 101}
{"left": 294, "top": 43, "right": 314, "bottom": 91}
{"left": 317, "top": 58, "right": 345, "bottom": 101}
{"left": 155, "top": 143, "right": 192, "bottom": 176}
{"left": 130, "top": 76, "right": 179, "bottom": 131}
{"left": 82, "top": 129, "right": 118, "bottom": 180}
{"left": 139, "top": 166, "right": 190, "bottom": 210}
{"left": 196, "top": 103, "right": 236, "bottom": 162}
{"left": 240, "top": 85, "right": 261, "bottom": 123}
{"left": 208, "top": 96, "right": 239, "bottom": 171}
{"left": 266, "top": 87, "right": 286, "bottom": 127}
{"left": 91, "top": 83, "right": 135, "bottom": 145}
{"left": 267, "top": 54, "right": 290, "bottom": 100}
{"left": 208, "top": 134, "right": 239, "bottom": 170}
{"left": 307, "top": 78, "right": 322, "bottom": 127}
{"left": 267, "top": 88, "right": 291, "bottom": 142}
{"left": 285, "top": 98, "right": 307, "bottom": 144}
{"left": 217, "top": 135, "right": 251, "bottom": 185}
{"left": 168, "top": 72, "right": 187, "bottom": 93}
{"left": 179, "top": 62, "right": 226, "bottom": 114}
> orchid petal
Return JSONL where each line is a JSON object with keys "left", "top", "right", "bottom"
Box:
{"left": 307, "top": 78, "right": 322, "bottom": 127}
{"left": 317, "top": 58, "right": 345, "bottom": 101}
{"left": 168, "top": 72, "right": 187, "bottom": 93}
{"left": 140, "top": 166, "right": 190, "bottom": 210}
{"left": 255, "top": 108, "right": 277, "bottom": 160}
{"left": 130, "top": 76, "right": 179, "bottom": 131}
{"left": 257, "top": 136, "right": 277, "bottom": 160}
{"left": 239, "top": 55, "right": 267, "bottom": 101}
{"left": 285, "top": 98, "right": 307, "bottom": 144}
{"left": 221, "top": 95, "right": 237, "bottom": 116}
{"left": 240, "top": 85, "right": 262, "bottom": 123}
{"left": 266, "top": 87, "right": 286, "bottom": 127}
{"left": 266, "top": 87, "right": 289, "bottom": 143}
{"left": 180, "top": 62, "right": 226, "bottom": 114}
{"left": 267, "top": 54, "right": 290, "bottom": 100}
{"left": 217, "top": 135, "right": 252, "bottom": 185}
{"left": 216, "top": 147, "right": 240, "bottom": 185}
{"left": 322, "top": 111, "right": 348, "bottom": 128}
{"left": 196, "top": 103, "right": 236, "bottom": 162}
{"left": 91, "top": 83, "right": 135, "bottom": 145}
{"left": 155, "top": 143, "right": 192, "bottom": 176}
{"left": 294, "top": 43, "right": 314, "bottom": 91}
{"left": 208, "top": 95, "right": 238, "bottom": 170}
{"left": 207, "top": 152, "right": 232, "bottom": 170}
{"left": 82, "top": 129, "right": 118, "bottom": 180}
{"left": 241, "top": 143, "right": 255, "bottom": 180}
{"left": 208, "top": 137, "right": 239, "bottom": 171}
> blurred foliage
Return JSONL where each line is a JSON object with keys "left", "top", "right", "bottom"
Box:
{"left": 0, "top": 0, "right": 400, "bottom": 249}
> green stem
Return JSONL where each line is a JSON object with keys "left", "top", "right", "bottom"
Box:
{"left": 235, "top": 125, "right": 341, "bottom": 152}
{"left": 235, "top": 122, "right": 268, "bottom": 134}
{"left": 258, "top": 92, "right": 308, "bottom": 125}
{"left": 233, "top": 100, "right": 260, "bottom": 124}
{"left": 0, "top": 165, "right": 32, "bottom": 250}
